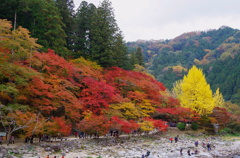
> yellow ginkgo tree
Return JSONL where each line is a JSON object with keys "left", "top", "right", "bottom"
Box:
{"left": 173, "top": 65, "right": 215, "bottom": 116}
{"left": 213, "top": 88, "right": 224, "bottom": 108}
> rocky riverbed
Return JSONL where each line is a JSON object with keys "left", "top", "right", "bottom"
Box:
{"left": 0, "top": 131, "right": 240, "bottom": 158}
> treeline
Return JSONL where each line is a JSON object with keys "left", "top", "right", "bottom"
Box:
{"left": 0, "top": 19, "right": 180, "bottom": 138}
{"left": 127, "top": 26, "right": 240, "bottom": 104}
{"left": 0, "top": 0, "right": 144, "bottom": 70}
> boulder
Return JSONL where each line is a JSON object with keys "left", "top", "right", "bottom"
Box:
{"left": 51, "top": 144, "right": 61, "bottom": 151}
{"left": 45, "top": 147, "right": 52, "bottom": 151}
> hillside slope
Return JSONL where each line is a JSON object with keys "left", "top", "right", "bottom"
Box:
{"left": 127, "top": 26, "right": 240, "bottom": 103}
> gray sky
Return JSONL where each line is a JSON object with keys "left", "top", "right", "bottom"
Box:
{"left": 73, "top": 0, "right": 240, "bottom": 42}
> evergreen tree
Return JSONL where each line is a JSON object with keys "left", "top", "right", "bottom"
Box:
{"left": 54, "top": 0, "right": 75, "bottom": 51}
{"left": 89, "top": 0, "right": 128, "bottom": 68}
{"left": 173, "top": 66, "right": 215, "bottom": 115}
{"left": 74, "top": 1, "right": 96, "bottom": 58}
{"left": 111, "top": 32, "right": 131, "bottom": 69}
{"left": 0, "top": 0, "right": 16, "bottom": 21}
{"left": 130, "top": 51, "right": 138, "bottom": 69}
{"left": 128, "top": 47, "right": 145, "bottom": 70}
{"left": 31, "top": 0, "right": 68, "bottom": 56}
{"left": 88, "top": 0, "right": 118, "bottom": 67}
{"left": 135, "top": 47, "right": 145, "bottom": 67}
{"left": 75, "top": 0, "right": 129, "bottom": 68}
{"left": 0, "top": 0, "right": 33, "bottom": 30}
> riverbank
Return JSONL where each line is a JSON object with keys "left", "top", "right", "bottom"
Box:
{"left": 0, "top": 130, "right": 240, "bottom": 158}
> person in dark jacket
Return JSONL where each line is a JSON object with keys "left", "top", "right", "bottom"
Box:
{"left": 145, "top": 150, "right": 150, "bottom": 157}
{"left": 175, "top": 135, "right": 179, "bottom": 143}
{"left": 207, "top": 143, "right": 211, "bottom": 151}
{"left": 187, "top": 149, "right": 191, "bottom": 156}
{"left": 195, "top": 140, "right": 199, "bottom": 147}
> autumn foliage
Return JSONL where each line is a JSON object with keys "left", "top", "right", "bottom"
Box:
{"left": 1, "top": 20, "right": 238, "bottom": 137}
{"left": 173, "top": 66, "right": 215, "bottom": 115}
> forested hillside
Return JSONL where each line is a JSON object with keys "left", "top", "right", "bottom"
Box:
{"left": 127, "top": 26, "right": 240, "bottom": 104}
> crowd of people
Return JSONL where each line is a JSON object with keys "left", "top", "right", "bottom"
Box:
{"left": 168, "top": 135, "right": 215, "bottom": 157}
{"left": 140, "top": 134, "right": 215, "bottom": 158}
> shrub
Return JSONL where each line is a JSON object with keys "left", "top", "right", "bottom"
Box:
{"left": 177, "top": 122, "right": 186, "bottom": 130}
{"left": 220, "top": 127, "right": 232, "bottom": 134}
{"left": 191, "top": 122, "right": 198, "bottom": 130}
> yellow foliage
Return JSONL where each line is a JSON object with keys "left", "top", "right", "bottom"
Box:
{"left": 43, "top": 120, "right": 59, "bottom": 135}
{"left": 82, "top": 110, "right": 93, "bottom": 120}
{"left": 162, "top": 65, "right": 187, "bottom": 75}
{"left": 220, "top": 52, "right": 233, "bottom": 61}
{"left": 110, "top": 102, "right": 141, "bottom": 119}
{"left": 138, "top": 120, "right": 154, "bottom": 132}
{"left": 71, "top": 57, "right": 102, "bottom": 70}
{"left": 0, "top": 19, "right": 41, "bottom": 61}
{"left": 9, "top": 111, "right": 46, "bottom": 136}
{"left": 194, "top": 59, "right": 200, "bottom": 64}
{"left": 172, "top": 80, "right": 183, "bottom": 98}
{"left": 139, "top": 99, "right": 156, "bottom": 117}
{"left": 0, "top": 19, "right": 12, "bottom": 38}
{"left": 225, "top": 36, "right": 234, "bottom": 42}
{"left": 213, "top": 88, "right": 224, "bottom": 108}
{"left": 172, "top": 65, "right": 187, "bottom": 73}
{"left": 103, "top": 108, "right": 123, "bottom": 118}
{"left": 173, "top": 65, "right": 215, "bottom": 115}
{"left": 199, "top": 59, "right": 210, "bottom": 65}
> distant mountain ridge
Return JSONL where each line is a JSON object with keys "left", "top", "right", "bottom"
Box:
{"left": 126, "top": 26, "right": 240, "bottom": 104}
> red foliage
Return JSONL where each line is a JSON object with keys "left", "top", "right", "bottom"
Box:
{"left": 51, "top": 117, "right": 72, "bottom": 136}
{"left": 31, "top": 49, "right": 82, "bottom": 86}
{"left": 211, "top": 107, "right": 231, "bottom": 128}
{"left": 104, "top": 67, "right": 170, "bottom": 107}
{"left": 157, "top": 107, "right": 200, "bottom": 122}
{"left": 127, "top": 91, "right": 148, "bottom": 103}
{"left": 165, "top": 97, "right": 180, "bottom": 108}
{"left": 143, "top": 117, "right": 169, "bottom": 131}
{"left": 110, "top": 116, "right": 139, "bottom": 134}
{"left": 27, "top": 77, "right": 54, "bottom": 112}
{"left": 26, "top": 76, "right": 82, "bottom": 120}
{"left": 79, "top": 77, "right": 118, "bottom": 114}
{"left": 76, "top": 115, "right": 110, "bottom": 136}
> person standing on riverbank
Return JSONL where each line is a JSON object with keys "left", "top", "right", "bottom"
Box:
{"left": 195, "top": 140, "right": 199, "bottom": 147}
{"left": 175, "top": 135, "right": 179, "bottom": 143}
{"left": 187, "top": 149, "right": 191, "bottom": 156}
{"left": 207, "top": 143, "right": 211, "bottom": 151}
{"left": 180, "top": 148, "right": 183, "bottom": 156}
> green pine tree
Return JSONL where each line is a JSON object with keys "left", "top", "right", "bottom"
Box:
{"left": 74, "top": 1, "right": 96, "bottom": 58}
{"left": 32, "top": 0, "right": 68, "bottom": 56}
{"left": 135, "top": 47, "right": 145, "bottom": 67}
{"left": 88, "top": 0, "right": 118, "bottom": 67}
{"left": 55, "top": 0, "right": 75, "bottom": 51}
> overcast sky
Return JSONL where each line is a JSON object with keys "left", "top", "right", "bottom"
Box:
{"left": 73, "top": 0, "right": 240, "bottom": 42}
